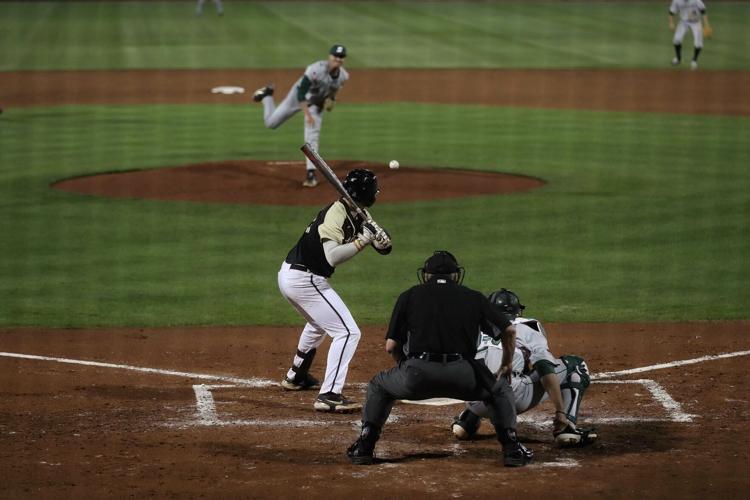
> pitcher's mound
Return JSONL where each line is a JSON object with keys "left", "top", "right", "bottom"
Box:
{"left": 52, "top": 160, "right": 545, "bottom": 205}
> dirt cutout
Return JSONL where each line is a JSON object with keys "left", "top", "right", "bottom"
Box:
{"left": 52, "top": 160, "right": 544, "bottom": 205}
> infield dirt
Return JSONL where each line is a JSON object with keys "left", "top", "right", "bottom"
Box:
{"left": 1, "top": 322, "right": 749, "bottom": 498}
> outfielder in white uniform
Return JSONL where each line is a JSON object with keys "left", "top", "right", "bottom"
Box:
{"left": 252, "top": 44, "right": 349, "bottom": 188}
{"left": 451, "top": 289, "right": 597, "bottom": 447}
{"left": 277, "top": 169, "right": 392, "bottom": 413}
{"left": 195, "top": 0, "right": 223, "bottom": 16}
{"left": 669, "top": 0, "right": 711, "bottom": 70}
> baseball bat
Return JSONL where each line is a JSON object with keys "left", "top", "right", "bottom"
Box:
{"left": 300, "top": 143, "right": 367, "bottom": 219}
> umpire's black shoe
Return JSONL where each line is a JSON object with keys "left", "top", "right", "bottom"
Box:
{"left": 347, "top": 438, "right": 375, "bottom": 465}
{"left": 503, "top": 442, "right": 534, "bottom": 467}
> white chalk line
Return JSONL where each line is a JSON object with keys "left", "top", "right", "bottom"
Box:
{"left": 5, "top": 348, "right": 746, "bottom": 427}
{"left": 0, "top": 351, "right": 277, "bottom": 388}
{"left": 595, "top": 379, "right": 695, "bottom": 422}
{"left": 4, "top": 348, "right": 747, "bottom": 391}
{"left": 592, "top": 349, "right": 750, "bottom": 380}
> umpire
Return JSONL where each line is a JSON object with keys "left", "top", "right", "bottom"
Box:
{"left": 347, "top": 251, "right": 533, "bottom": 467}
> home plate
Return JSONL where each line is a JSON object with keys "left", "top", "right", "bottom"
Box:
{"left": 400, "top": 398, "right": 463, "bottom": 406}
{"left": 211, "top": 86, "right": 245, "bottom": 94}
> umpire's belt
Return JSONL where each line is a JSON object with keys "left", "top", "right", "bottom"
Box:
{"left": 408, "top": 352, "right": 464, "bottom": 363}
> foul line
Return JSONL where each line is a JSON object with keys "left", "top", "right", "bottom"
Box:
{"left": 593, "top": 379, "right": 695, "bottom": 422}
{"left": 0, "top": 352, "right": 277, "bottom": 388}
{"left": 592, "top": 349, "right": 750, "bottom": 380}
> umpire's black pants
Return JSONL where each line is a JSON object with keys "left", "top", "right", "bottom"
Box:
{"left": 362, "top": 358, "right": 517, "bottom": 433}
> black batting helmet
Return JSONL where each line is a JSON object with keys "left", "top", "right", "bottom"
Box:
{"left": 488, "top": 289, "right": 525, "bottom": 318}
{"left": 418, "top": 250, "right": 465, "bottom": 284}
{"left": 343, "top": 168, "right": 378, "bottom": 207}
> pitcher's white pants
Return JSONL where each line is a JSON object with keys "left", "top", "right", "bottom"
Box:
{"left": 278, "top": 262, "right": 361, "bottom": 395}
{"left": 262, "top": 90, "right": 323, "bottom": 172}
{"left": 674, "top": 20, "right": 703, "bottom": 49}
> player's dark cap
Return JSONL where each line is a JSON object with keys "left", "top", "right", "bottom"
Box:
{"left": 329, "top": 44, "right": 347, "bottom": 58}
{"left": 423, "top": 251, "right": 460, "bottom": 274}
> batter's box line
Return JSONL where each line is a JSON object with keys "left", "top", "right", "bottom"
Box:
{"left": 184, "top": 384, "right": 405, "bottom": 429}
{"left": 187, "top": 379, "right": 692, "bottom": 429}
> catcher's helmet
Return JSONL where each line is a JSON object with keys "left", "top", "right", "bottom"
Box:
{"left": 488, "top": 289, "right": 525, "bottom": 318}
{"left": 418, "top": 250, "right": 465, "bottom": 284}
{"left": 343, "top": 168, "right": 378, "bottom": 207}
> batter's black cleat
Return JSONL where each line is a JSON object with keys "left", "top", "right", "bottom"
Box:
{"left": 252, "top": 85, "right": 274, "bottom": 102}
{"left": 280, "top": 372, "right": 320, "bottom": 391}
{"left": 554, "top": 425, "right": 598, "bottom": 448}
{"left": 451, "top": 409, "right": 481, "bottom": 440}
{"left": 503, "top": 442, "right": 534, "bottom": 467}
{"left": 347, "top": 438, "right": 375, "bottom": 465}
{"left": 314, "top": 392, "right": 362, "bottom": 413}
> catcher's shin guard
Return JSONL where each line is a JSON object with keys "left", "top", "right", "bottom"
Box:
{"left": 560, "top": 356, "right": 590, "bottom": 424}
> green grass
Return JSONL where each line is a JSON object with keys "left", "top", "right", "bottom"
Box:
{"left": 1, "top": 103, "right": 748, "bottom": 326}
{"left": 1, "top": 1, "right": 749, "bottom": 70}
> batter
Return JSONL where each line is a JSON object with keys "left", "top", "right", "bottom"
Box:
{"left": 252, "top": 44, "right": 349, "bottom": 187}
{"left": 669, "top": 0, "right": 711, "bottom": 70}
{"left": 452, "top": 289, "right": 597, "bottom": 447}
{"left": 277, "top": 169, "right": 391, "bottom": 413}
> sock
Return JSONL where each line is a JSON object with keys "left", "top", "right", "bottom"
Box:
{"left": 674, "top": 44, "right": 682, "bottom": 61}
{"left": 693, "top": 47, "right": 702, "bottom": 62}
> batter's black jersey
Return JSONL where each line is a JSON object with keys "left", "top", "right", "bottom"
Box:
{"left": 285, "top": 200, "right": 368, "bottom": 278}
{"left": 386, "top": 277, "right": 511, "bottom": 357}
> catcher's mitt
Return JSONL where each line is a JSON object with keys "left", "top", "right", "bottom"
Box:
{"left": 703, "top": 25, "right": 713, "bottom": 39}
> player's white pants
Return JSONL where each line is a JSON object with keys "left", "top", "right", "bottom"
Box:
{"left": 674, "top": 20, "right": 703, "bottom": 49}
{"left": 196, "top": 0, "right": 223, "bottom": 14}
{"left": 262, "top": 89, "right": 324, "bottom": 172}
{"left": 467, "top": 359, "right": 579, "bottom": 418}
{"left": 278, "top": 262, "right": 361, "bottom": 395}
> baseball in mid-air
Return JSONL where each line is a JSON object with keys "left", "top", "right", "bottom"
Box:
{"left": 389, "top": 160, "right": 400, "bottom": 170}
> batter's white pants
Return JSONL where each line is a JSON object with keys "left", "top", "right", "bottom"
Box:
{"left": 674, "top": 20, "right": 703, "bottom": 49}
{"left": 278, "top": 262, "right": 361, "bottom": 395}
{"left": 262, "top": 89, "right": 323, "bottom": 172}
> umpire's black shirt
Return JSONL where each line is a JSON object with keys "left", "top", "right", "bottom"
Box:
{"left": 386, "top": 276, "right": 511, "bottom": 357}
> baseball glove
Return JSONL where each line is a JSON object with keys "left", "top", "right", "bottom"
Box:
{"left": 324, "top": 97, "right": 335, "bottom": 112}
{"left": 703, "top": 25, "right": 713, "bottom": 38}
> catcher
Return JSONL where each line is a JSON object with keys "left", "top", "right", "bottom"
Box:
{"left": 451, "top": 289, "right": 597, "bottom": 447}
{"left": 669, "top": 0, "right": 712, "bottom": 70}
